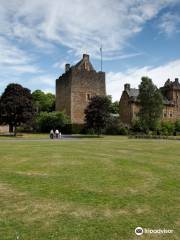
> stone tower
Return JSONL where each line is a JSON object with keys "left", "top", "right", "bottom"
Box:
{"left": 56, "top": 54, "right": 106, "bottom": 124}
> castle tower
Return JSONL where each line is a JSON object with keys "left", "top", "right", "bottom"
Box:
{"left": 56, "top": 54, "right": 106, "bottom": 124}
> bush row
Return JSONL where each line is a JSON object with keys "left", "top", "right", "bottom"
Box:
{"left": 17, "top": 111, "right": 180, "bottom": 136}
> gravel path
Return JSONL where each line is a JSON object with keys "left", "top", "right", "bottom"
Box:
{"left": 0, "top": 135, "right": 80, "bottom": 142}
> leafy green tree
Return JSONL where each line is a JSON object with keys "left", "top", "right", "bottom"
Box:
{"left": 32, "top": 90, "right": 55, "bottom": 113}
{"left": 0, "top": 84, "right": 34, "bottom": 134}
{"left": 34, "top": 111, "right": 70, "bottom": 133}
{"left": 84, "top": 96, "right": 111, "bottom": 135}
{"left": 138, "top": 77, "right": 163, "bottom": 133}
{"left": 106, "top": 95, "right": 119, "bottom": 114}
{"left": 111, "top": 101, "right": 119, "bottom": 114}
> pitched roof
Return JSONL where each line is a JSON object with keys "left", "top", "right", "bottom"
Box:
{"left": 164, "top": 78, "right": 180, "bottom": 90}
{"left": 72, "top": 54, "right": 95, "bottom": 71}
{"left": 125, "top": 88, "right": 139, "bottom": 101}
{"left": 127, "top": 88, "right": 139, "bottom": 98}
{"left": 125, "top": 87, "right": 174, "bottom": 106}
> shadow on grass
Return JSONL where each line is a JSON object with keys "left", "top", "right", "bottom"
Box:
{"left": 63, "top": 134, "right": 104, "bottom": 139}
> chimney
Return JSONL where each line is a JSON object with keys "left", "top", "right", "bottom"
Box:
{"left": 65, "top": 64, "right": 70, "bottom": 73}
{"left": 175, "top": 78, "right": 179, "bottom": 83}
{"left": 124, "top": 83, "right": 130, "bottom": 91}
{"left": 83, "top": 54, "right": 89, "bottom": 61}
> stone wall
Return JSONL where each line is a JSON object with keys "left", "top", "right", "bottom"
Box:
{"left": 71, "top": 69, "right": 106, "bottom": 123}
{"left": 56, "top": 71, "right": 72, "bottom": 117}
{"left": 119, "top": 92, "right": 132, "bottom": 125}
{"left": 56, "top": 67, "right": 106, "bottom": 124}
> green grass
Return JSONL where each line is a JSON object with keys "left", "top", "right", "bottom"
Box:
{"left": 0, "top": 136, "right": 179, "bottom": 240}
{"left": 0, "top": 133, "right": 48, "bottom": 139}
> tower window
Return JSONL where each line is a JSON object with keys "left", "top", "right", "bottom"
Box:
{"left": 84, "top": 61, "right": 90, "bottom": 71}
{"left": 86, "top": 93, "right": 91, "bottom": 101}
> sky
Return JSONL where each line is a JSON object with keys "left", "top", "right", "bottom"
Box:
{"left": 0, "top": 0, "right": 180, "bottom": 101}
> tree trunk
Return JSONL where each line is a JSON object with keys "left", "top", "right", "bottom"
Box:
{"left": 9, "top": 124, "right": 13, "bottom": 133}
{"left": 14, "top": 126, "right": 17, "bottom": 137}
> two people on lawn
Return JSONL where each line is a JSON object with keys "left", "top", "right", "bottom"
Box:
{"left": 50, "top": 129, "right": 61, "bottom": 139}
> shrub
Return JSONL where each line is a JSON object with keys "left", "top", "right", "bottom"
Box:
{"left": 160, "top": 121, "right": 175, "bottom": 136}
{"left": 175, "top": 120, "right": 180, "bottom": 133}
{"left": 62, "top": 124, "right": 84, "bottom": 134}
{"left": 34, "top": 111, "right": 70, "bottom": 133}
{"left": 106, "top": 117, "right": 128, "bottom": 135}
{"left": 131, "top": 119, "right": 143, "bottom": 133}
{"left": 16, "top": 124, "right": 33, "bottom": 133}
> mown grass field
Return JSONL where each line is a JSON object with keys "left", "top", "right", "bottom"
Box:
{"left": 0, "top": 136, "right": 179, "bottom": 240}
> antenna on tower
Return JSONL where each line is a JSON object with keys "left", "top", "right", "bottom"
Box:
{"left": 100, "top": 44, "right": 103, "bottom": 72}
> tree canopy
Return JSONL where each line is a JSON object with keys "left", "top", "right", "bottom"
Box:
{"left": 84, "top": 96, "right": 112, "bottom": 135}
{"left": 34, "top": 111, "right": 70, "bottom": 133}
{"left": 0, "top": 83, "right": 34, "bottom": 133}
{"left": 138, "top": 77, "right": 163, "bottom": 132}
{"left": 32, "top": 90, "right": 55, "bottom": 113}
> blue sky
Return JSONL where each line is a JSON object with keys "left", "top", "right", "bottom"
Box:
{"left": 0, "top": 0, "right": 180, "bottom": 101}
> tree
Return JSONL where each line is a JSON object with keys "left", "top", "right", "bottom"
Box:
{"left": 34, "top": 111, "right": 70, "bottom": 133}
{"left": 84, "top": 96, "right": 111, "bottom": 135}
{"left": 32, "top": 90, "right": 55, "bottom": 113}
{"left": 138, "top": 77, "right": 163, "bottom": 133}
{"left": 111, "top": 101, "right": 120, "bottom": 114}
{"left": 0, "top": 84, "right": 34, "bottom": 134}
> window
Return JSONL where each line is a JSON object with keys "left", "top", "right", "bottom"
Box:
{"left": 86, "top": 93, "right": 91, "bottom": 101}
{"left": 164, "top": 113, "right": 167, "bottom": 117}
{"left": 170, "top": 112, "right": 173, "bottom": 117}
{"left": 84, "top": 62, "right": 90, "bottom": 71}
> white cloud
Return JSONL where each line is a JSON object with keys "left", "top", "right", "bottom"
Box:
{"left": 0, "top": 0, "right": 180, "bottom": 98}
{"left": 53, "top": 61, "right": 67, "bottom": 70}
{"left": 0, "top": 73, "right": 56, "bottom": 95}
{"left": 107, "top": 59, "right": 180, "bottom": 101}
{"left": 0, "top": 0, "right": 178, "bottom": 58}
{"left": 0, "top": 36, "right": 40, "bottom": 74}
{"left": 158, "top": 12, "right": 180, "bottom": 36}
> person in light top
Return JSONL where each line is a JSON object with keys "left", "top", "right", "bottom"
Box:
{"left": 55, "top": 129, "right": 59, "bottom": 139}
{"left": 50, "top": 129, "right": 54, "bottom": 139}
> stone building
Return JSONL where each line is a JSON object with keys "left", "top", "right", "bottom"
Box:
{"left": 119, "top": 78, "right": 180, "bottom": 125}
{"left": 56, "top": 54, "right": 106, "bottom": 124}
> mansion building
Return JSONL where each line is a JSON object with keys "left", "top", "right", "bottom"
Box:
{"left": 119, "top": 78, "right": 180, "bottom": 125}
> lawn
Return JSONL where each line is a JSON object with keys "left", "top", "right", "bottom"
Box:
{"left": 0, "top": 136, "right": 179, "bottom": 240}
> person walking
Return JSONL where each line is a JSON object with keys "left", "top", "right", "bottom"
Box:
{"left": 55, "top": 129, "right": 59, "bottom": 139}
{"left": 50, "top": 129, "right": 54, "bottom": 139}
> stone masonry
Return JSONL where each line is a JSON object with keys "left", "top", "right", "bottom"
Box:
{"left": 56, "top": 54, "right": 106, "bottom": 124}
{"left": 119, "top": 78, "right": 180, "bottom": 125}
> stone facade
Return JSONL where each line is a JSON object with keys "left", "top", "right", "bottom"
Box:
{"left": 56, "top": 54, "right": 106, "bottom": 124}
{"left": 119, "top": 79, "right": 180, "bottom": 125}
